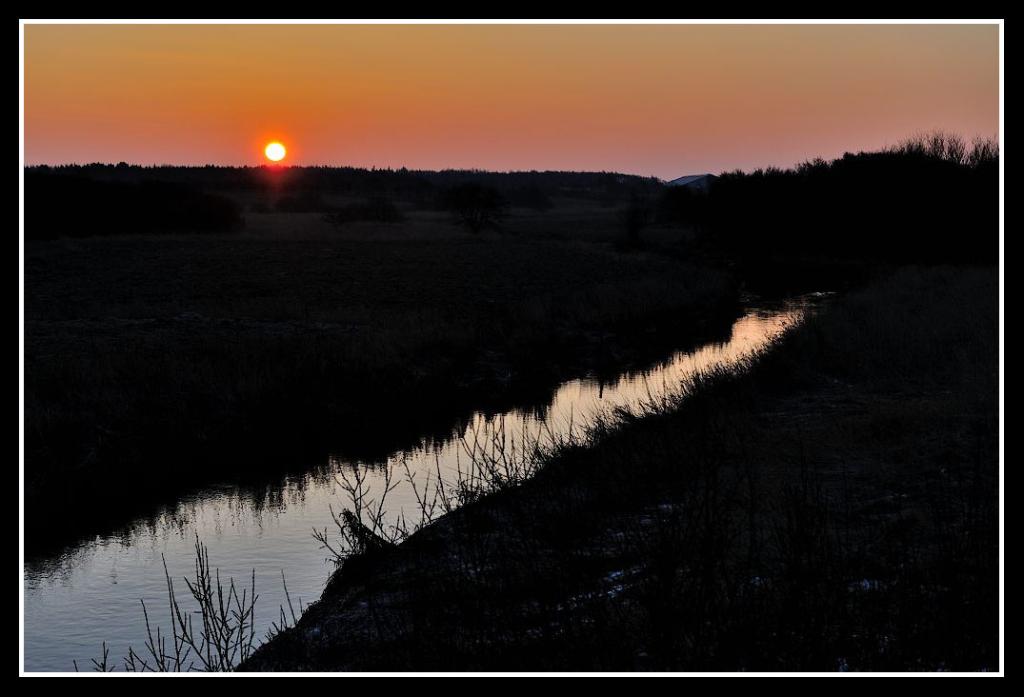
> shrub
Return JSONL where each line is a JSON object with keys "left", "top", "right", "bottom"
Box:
{"left": 441, "top": 183, "right": 506, "bottom": 233}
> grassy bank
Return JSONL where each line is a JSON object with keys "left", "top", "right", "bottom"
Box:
{"left": 244, "top": 265, "right": 998, "bottom": 671}
{"left": 25, "top": 225, "right": 737, "bottom": 555}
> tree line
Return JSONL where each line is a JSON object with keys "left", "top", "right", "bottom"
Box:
{"left": 657, "top": 133, "right": 998, "bottom": 265}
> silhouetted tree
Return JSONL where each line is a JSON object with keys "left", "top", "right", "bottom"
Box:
{"left": 25, "top": 164, "right": 664, "bottom": 220}
{"left": 666, "top": 131, "right": 998, "bottom": 265}
{"left": 443, "top": 183, "right": 506, "bottom": 233}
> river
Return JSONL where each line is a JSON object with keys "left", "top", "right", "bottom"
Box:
{"left": 23, "top": 297, "right": 815, "bottom": 671}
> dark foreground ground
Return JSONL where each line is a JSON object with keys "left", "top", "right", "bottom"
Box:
{"left": 24, "top": 213, "right": 737, "bottom": 556}
{"left": 244, "top": 266, "right": 998, "bottom": 671}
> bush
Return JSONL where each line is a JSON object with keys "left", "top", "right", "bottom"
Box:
{"left": 441, "top": 183, "right": 506, "bottom": 233}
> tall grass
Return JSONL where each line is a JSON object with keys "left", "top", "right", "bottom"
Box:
{"left": 25, "top": 234, "right": 737, "bottom": 556}
{"left": 243, "top": 266, "right": 997, "bottom": 671}
{"left": 77, "top": 536, "right": 303, "bottom": 672}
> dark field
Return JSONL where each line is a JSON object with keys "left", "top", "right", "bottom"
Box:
{"left": 25, "top": 208, "right": 736, "bottom": 555}
{"left": 245, "top": 266, "right": 998, "bottom": 671}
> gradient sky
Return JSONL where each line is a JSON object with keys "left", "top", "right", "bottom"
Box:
{"left": 24, "top": 23, "right": 999, "bottom": 178}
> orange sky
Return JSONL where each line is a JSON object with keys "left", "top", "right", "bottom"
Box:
{"left": 23, "top": 23, "right": 999, "bottom": 178}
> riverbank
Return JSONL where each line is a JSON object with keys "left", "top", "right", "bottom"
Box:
{"left": 25, "top": 227, "right": 738, "bottom": 557}
{"left": 244, "top": 265, "right": 998, "bottom": 671}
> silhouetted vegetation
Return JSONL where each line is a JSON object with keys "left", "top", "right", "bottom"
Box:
{"left": 245, "top": 266, "right": 997, "bottom": 671}
{"left": 25, "top": 164, "right": 668, "bottom": 240}
{"left": 25, "top": 169, "right": 243, "bottom": 239}
{"left": 25, "top": 133, "right": 999, "bottom": 671}
{"left": 441, "top": 183, "right": 506, "bottom": 233}
{"left": 24, "top": 234, "right": 736, "bottom": 556}
{"left": 656, "top": 184, "right": 709, "bottom": 226}
{"left": 27, "top": 163, "right": 661, "bottom": 210}
{"left": 77, "top": 536, "right": 302, "bottom": 672}
{"left": 660, "top": 132, "right": 998, "bottom": 266}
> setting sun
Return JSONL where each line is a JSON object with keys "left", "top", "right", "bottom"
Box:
{"left": 264, "top": 141, "right": 286, "bottom": 162}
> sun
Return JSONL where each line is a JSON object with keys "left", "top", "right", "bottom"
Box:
{"left": 264, "top": 141, "right": 287, "bottom": 162}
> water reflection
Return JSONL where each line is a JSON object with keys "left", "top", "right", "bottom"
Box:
{"left": 23, "top": 298, "right": 811, "bottom": 672}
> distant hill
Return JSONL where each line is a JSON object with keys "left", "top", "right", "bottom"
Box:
{"left": 665, "top": 173, "right": 717, "bottom": 192}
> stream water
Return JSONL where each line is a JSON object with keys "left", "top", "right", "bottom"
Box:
{"left": 23, "top": 297, "right": 815, "bottom": 671}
